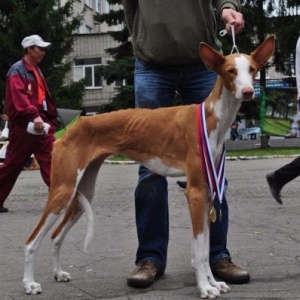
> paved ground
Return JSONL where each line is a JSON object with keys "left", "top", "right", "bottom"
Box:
{"left": 0, "top": 158, "right": 299, "bottom": 300}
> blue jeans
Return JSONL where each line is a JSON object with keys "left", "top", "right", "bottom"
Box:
{"left": 134, "top": 58, "right": 230, "bottom": 271}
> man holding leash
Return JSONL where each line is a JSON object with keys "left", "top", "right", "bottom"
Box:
{"left": 123, "top": 0, "right": 250, "bottom": 288}
{"left": 0, "top": 35, "right": 58, "bottom": 213}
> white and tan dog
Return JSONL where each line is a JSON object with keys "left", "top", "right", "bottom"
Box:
{"left": 23, "top": 35, "right": 275, "bottom": 298}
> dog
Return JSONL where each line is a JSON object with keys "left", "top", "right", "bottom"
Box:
{"left": 23, "top": 35, "right": 275, "bottom": 299}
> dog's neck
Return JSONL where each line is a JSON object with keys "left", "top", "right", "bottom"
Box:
{"left": 204, "top": 76, "right": 243, "bottom": 158}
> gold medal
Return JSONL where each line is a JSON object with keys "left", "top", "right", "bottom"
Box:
{"left": 210, "top": 207, "right": 217, "bottom": 223}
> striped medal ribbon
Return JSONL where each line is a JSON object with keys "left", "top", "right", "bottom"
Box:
{"left": 197, "top": 103, "right": 226, "bottom": 208}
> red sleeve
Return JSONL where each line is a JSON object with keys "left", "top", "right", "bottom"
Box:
{"left": 6, "top": 71, "right": 40, "bottom": 122}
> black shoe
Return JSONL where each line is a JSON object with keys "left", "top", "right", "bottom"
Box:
{"left": 266, "top": 172, "right": 282, "bottom": 204}
{"left": 177, "top": 181, "right": 187, "bottom": 189}
{"left": 0, "top": 206, "right": 9, "bottom": 213}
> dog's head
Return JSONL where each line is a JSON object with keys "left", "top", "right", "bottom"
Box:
{"left": 199, "top": 35, "right": 275, "bottom": 101}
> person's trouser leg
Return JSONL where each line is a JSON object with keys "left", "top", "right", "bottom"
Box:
{"left": 0, "top": 125, "right": 55, "bottom": 207}
{"left": 273, "top": 156, "right": 300, "bottom": 187}
{"left": 133, "top": 59, "right": 179, "bottom": 270}
{"left": 0, "top": 128, "right": 32, "bottom": 206}
{"left": 135, "top": 166, "right": 169, "bottom": 270}
{"left": 209, "top": 194, "right": 230, "bottom": 265}
{"left": 34, "top": 132, "right": 55, "bottom": 187}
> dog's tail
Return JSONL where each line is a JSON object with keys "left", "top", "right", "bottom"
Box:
{"left": 78, "top": 191, "right": 94, "bottom": 252}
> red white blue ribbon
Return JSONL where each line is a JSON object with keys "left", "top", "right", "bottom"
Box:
{"left": 197, "top": 103, "right": 226, "bottom": 203}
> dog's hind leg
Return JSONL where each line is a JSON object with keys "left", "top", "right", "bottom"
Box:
{"left": 51, "top": 194, "right": 84, "bottom": 282}
{"left": 51, "top": 157, "right": 102, "bottom": 283}
{"left": 23, "top": 210, "right": 63, "bottom": 294}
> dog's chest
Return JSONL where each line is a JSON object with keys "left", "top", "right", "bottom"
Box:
{"left": 142, "top": 158, "right": 185, "bottom": 177}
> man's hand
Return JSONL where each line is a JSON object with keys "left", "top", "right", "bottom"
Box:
{"left": 221, "top": 8, "right": 245, "bottom": 35}
{"left": 33, "top": 116, "right": 44, "bottom": 133}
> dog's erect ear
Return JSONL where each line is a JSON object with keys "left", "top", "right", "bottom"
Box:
{"left": 199, "top": 42, "right": 225, "bottom": 72}
{"left": 250, "top": 35, "right": 275, "bottom": 71}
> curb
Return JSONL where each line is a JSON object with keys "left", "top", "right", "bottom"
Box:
{"left": 105, "top": 154, "right": 299, "bottom": 164}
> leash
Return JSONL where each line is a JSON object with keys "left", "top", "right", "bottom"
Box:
{"left": 197, "top": 103, "right": 226, "bottom": 222}
{"left": 219, "top": 24, "right": 239, "bottom": 54}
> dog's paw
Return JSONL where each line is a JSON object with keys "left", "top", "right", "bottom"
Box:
{"left": 215, "top": 281, "right": 230, "bottom": 293}
{"left": 23, "top": 280, "right": 42, "bottom": 295}
{"left": 54, "top": 270, "right": 71, "bottom": 282}
{"left": 200, "top": 285, "right": 220, "bottom": 299}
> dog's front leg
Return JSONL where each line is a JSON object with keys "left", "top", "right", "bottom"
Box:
{"left": 186, "top": 185, "right": 220, "bottom": 298}
{"left": 202, "top": 199, "right": 230, "bottom": 294}
{"left": 186, "top": 183, "right": 229, "bottom": 299}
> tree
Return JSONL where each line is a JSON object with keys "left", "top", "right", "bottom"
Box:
{"left": 239, "top": 0, "right": 299, "bottom": 77}
{"left": 0, "top": 0, "right": 85, "bottom": 110}
{"left": 94, "top": 0, "right": 134, "bottom": 113}
{"left": 95, "top": 0, "right": 299, "bottom": 114}
{"left": 231, "top": 1, "right": 299, "bottom": 123}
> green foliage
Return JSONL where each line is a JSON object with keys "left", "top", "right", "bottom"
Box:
{"left": 97, "top": 85, "right": 135, "bottom": 113}
{"left": 265, "top": 89, "right": 296, "bottom": 119}
{"left": 240, "top": 0, "right": 299, "bottom": 73}
{"left": 99, "top": 55, "right": 134, "bottom": 85}
{"left": 56, "top": 79, "right": 86, "bottom": 110}
{"left": 0, "top": 0, "right": 85, "bottom": 110}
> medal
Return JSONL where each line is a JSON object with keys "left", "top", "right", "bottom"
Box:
{"left": 210, "top": 207, "right": 217, "bottom": 223}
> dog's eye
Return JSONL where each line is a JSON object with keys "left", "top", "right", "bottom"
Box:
{"left": 227, "top": 68, "right": 236, "bottom": 75}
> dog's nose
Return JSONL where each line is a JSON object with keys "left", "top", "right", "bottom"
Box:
{"left": 242, "top": 87, "right": 254, "bottom": 99}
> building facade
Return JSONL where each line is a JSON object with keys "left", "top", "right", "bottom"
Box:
{"left": 60, "top": 0, "right": 122, "bottom": 113}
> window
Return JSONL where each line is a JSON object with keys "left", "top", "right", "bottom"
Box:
{"left": 104, "top": 0, "right": 110, "bottom": 13}
{"left": 85, "top": 0, "right": 92, "bottom": 8}
{"left": 74, "top": 58, "right": 103, "bottom": 89}
{"left": 85, "top": 25, "right": 93, "bottom": 33}
{"left": 115, "top": 78, "right": 125, "bottom": 87}
{"left": 95, "top": 0, "right": 110, "bottom": 13}
{"left": 96, "top": 0, "right": 102, "bottom": 13}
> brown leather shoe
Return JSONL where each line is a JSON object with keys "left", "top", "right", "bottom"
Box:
{"left": 211, "top": 257, "right": 250, "bottom": 284}
{"left": 127, "top": 261, "right": 164, "bottom": 288}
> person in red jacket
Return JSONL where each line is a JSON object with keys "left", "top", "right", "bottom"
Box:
{"left": 0, "top": 35, "right": 58, "bottom": 213}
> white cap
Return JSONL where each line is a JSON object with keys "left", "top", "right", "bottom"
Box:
{"left": 21, "top": 35, "right": 51, "bottom": 49}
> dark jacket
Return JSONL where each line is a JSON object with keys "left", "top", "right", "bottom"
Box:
{"left": 123, "top": 0, "right": 241, "bottom": 65}
{"left": 5, "top": 58, "right": 57, "bottom": 129}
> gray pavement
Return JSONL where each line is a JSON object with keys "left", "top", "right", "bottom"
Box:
{"left": 0, "top": 158, "right": 300, "bottom": 300}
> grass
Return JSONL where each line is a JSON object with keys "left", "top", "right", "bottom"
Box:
{"left": 263, "top": 117, "right": 290, "bottom": 137}
{"left": 107, "top": 147, "right": 300, "bottom": 162}
{"left": 226, "top": 147, "right": 300, "bottom": 157}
